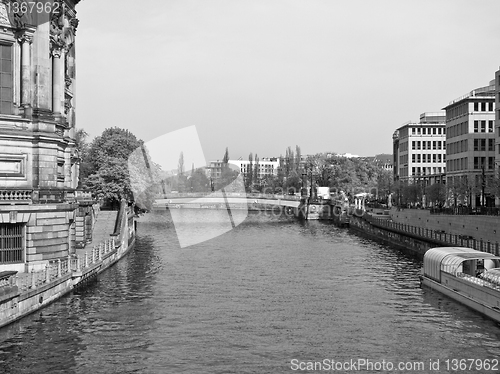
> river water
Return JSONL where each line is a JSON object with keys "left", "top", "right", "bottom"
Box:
{"left": 1, "top": 210, "right": 500, "bottom": 373}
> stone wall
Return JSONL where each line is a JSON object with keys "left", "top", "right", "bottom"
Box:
{"left": 389, "top": 208, "right": 500, "bottom": 244}
{"left": 0, "top": 204, "right": 77, "bottom": 272}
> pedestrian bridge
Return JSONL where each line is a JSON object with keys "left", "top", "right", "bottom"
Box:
{"left": 153, "top": 193, "right": 301, "bottom": 209}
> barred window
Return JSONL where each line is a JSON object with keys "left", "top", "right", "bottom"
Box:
{"left": 0, "top": 223, "right": 24, "bottom": 263}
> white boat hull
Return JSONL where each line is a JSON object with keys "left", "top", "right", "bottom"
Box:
{"left": 421, "top": 276, "right": 500, "bottom": 323}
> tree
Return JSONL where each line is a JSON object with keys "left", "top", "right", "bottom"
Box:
{"left": 74, "top": 128, "right": 92, "bottom": 185}
{"left": 87, "top": 127, "right": 142, "bottom": 172}
{"left": 295, "top": 145, "right": 302, "bottom": 173}
{"left": 246, "top": 152, "right": 253, "bottom": 190}
{"left": 84, "top": 157, "right": 131, "bottom": 206}
{"left": 83, "top": 127, "right": 146, "bottom": 207}
{"left": 253, "top": 154, "right": 260, "bottom": 186}
{"left": 425, "top": 183, "right": 446, "bottom": 207}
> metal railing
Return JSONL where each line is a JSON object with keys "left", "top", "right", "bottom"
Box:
{"left": 368, "top": 216, "right": 500, "bottom": 255}
{"left": 430, "top": 206, "right": 500, "bottom": 216}
{"left": 14, "top": 238, "right": 116, "bottom": 292}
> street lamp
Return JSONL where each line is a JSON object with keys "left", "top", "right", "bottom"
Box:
{"left": 301, "top": 171, "right": 307, "bottom": 197}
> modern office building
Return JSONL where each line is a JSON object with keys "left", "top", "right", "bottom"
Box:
{"left": 392, "top": 112, "right": 447, "bottom": 185}
{"left": 208, "top": 157, "right": 280, "bottom": 182}
{"left": 443, "top": 82, "right": 496, "bottom": 207}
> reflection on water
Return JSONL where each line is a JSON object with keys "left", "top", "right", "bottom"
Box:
{"left": 0, "top": 210, "right": 500, "bottom": 373}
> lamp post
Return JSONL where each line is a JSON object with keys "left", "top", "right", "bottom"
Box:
{"left": 482, "top": 160, "right": 486, "bottom": 207}
{"left": 301, "top": 171, "right": 307, "bottom": 197}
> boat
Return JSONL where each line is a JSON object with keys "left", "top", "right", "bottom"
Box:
{"left": 420, "top": 247, "right": 500, "bottom": 323}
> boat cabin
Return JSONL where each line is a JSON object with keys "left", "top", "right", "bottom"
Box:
{"left": 423, "top": 247, "right": 500, "bottom": 284}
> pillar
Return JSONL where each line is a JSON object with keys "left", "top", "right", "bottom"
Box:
{"left": 52, "top": 47, "right": 64, "bottom": 116}
{"left": 18, "top": 34, "right": 33, "bottom": 108}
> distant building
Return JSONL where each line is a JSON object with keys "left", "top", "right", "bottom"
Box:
{"left": 372, "top": 154, "right": 393, "bottom": 171}
{"left": 208, "top": 157, "right": 280, "bottom": 182}
{"left": 392, "top": 112, "right": 447, "bottom": 185}
{"left": 443, "top": 83, "right": 496, "bottom": 207}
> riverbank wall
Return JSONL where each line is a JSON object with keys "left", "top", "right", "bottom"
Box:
{"left": 349, "top": 210, "right": 500, "bottom": 259}
{"left": 389, "top": 208, "right": 500, "bottom": 245}
{"left": 0, "top": 201, "right": 136, "bottom": 329}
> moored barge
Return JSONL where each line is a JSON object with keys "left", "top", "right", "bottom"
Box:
{"left": 420, "top": 247, "right": 500, "bottom": 323}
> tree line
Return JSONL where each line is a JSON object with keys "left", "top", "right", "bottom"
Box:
{"left": 76, "top": 127, "right": 392, "bottom": 208}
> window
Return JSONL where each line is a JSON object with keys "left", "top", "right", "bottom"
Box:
{"left": 422, "top": 128, "right": 426, "bottom": 135}
{"left": 489, "top": 139, "right": 494, "bottom": 151}
{"left": 412, "top": 141, "right": 415, "bottom": 150}
{"left": 489, "top": 157, "right": 494, "bottom": 170}
{"left": 489, "top": 102, "right": 494, "bottom": 111}
{"left": 417, "top": 141, "right": 421, "bottom": 150}
{"left": 481, "top": 102, "right": 486, "bottom": 111}
{"left": 481, "top": 121, "right": 486, "bottom": 132}
{"left": 480, "top": 139, "right": 486, "bottom": 151}
{"left": 412, "top": 154, "right": 415, "bottom": 162}
{"left": 474, "top": 157, "right": 479, "bottom": 169}
{"left": 438, "top": 128, "right": 441, "bottom": 134}
{"left": 412, "top": 127, "right": 415, "bottom": 134}
{"left": 422, "top": 141, "right": 426, "bottom": 150}
{"left": 417, "top": 154, "right": 421, "bottom": 163}
{"left": 0, "top": 44, "right": 13, "bottom": 115}
{"left": 474, "top": 121, "right": 478, "bottom": 132}
{"left": 433, "top": 141, "right": 436, "bottom": 150}
{"left": 0, "top": 224, "right": 24, "bottom": 264}
{"left": 489, "top": 120, "right": 493, "bottom": 132}
{"left": 474, "top": 102, "right": 479, "bottom": 111}
{"left": 474, "top": 139, "right": 478, "bottom": 151}
{"left": 433, "top": 128, "right": 436, "bottom": 134}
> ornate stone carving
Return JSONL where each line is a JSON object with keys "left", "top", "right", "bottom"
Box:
{"left": 0, "top": 3, "right": 11, "bottom": 27}
{"left": 16, "top": 33, "right": 33, "bottom": 45}
{"left": 64, "top": 93, "right": 72, "bottom": 115}
{"left": 51, "top": 46, "right": 63, "bottom": 58}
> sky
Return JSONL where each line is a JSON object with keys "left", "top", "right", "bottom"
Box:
{"left": 75, "top": 0, "right": 500, "bottom": 163}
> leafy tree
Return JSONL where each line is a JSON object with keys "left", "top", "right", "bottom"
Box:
{"left": 74, "top": 128, "right": 92, "bottom": 185}
{"left": 83, "top": 127, "right": 151, "bottom": 208}
{"left": 87, "top": 127, "right": 142, "bottom": 171}
{"left": 84, "top": 158, "right": 131, "bottom": 204}
{"left": 425, "top": 183, "right": 446, "bottom": 207}
{"left": 402, "top": 183, "right": 422, "bottom": 205}
{"left": 253, "top": 154, "right": 259, "bottom": 185}
{"left": 246, "top": 152, "right": 253, "bottom": 190}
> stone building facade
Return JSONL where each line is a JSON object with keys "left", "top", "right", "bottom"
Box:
{"left": 392, "top": 112, "right": 447, "bottom": 185}
{"left": 0, "top": 0, "right": 83, "bottom": 273}
{"left": 443, "top": 83, "right": 496, "bottom": 207}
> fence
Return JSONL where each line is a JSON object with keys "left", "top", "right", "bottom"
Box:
{"left": 430, "top": 207, "right": 500, "bottom": 216}
{"left": 369, "top": 216, "right": 500, "bottom": 256}
{"left": 15, "top": 238, "right": 116, "bottom": 292}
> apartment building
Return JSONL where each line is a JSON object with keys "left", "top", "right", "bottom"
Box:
{"left": 393, "top": 112, "right": 447, "bottom": 185}
{"left": 443, "top": 83, "right": 496, "bottom": 207}
{"left": 209, "top": 158, "right": 280, "bottom": 181}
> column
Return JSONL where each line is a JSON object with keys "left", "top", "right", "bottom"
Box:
{"left": 52, "top": 47, "right": 64, "bottom": 116}
{"left": 19, "top": 34, "right": 33, "bottom": 106}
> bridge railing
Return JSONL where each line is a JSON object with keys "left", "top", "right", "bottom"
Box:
{"left": 157, "top": 193, "right": 301, "bottom": 201}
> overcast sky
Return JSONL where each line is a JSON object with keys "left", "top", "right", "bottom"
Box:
{"left": 75, "top": 0, "right": 500, "bottom": 163}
